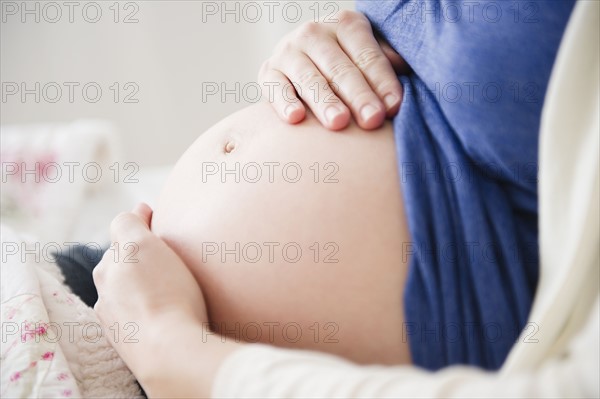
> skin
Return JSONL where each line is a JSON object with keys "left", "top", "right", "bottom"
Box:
{"left": 151, "top": 102, "right": 410, "bottom": 365}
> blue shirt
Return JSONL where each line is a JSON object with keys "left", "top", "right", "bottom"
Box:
{"left": 355, "top": 0, "right": 575, "bottom": 370}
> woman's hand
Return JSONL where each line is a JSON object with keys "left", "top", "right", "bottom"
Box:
{"left": 259, "top": 10, "right": 409, "bottom": 131}
{"left": 94, "top": 203, "right": 243, "bottom": 397}
{"left": 93, "top": 203, "right": 208, "bottom": 382}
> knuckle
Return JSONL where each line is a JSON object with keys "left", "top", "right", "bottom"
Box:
{"left": 273, "top": 35, "right": 295, "bottom": 54}
{"left": 297, "top": 21, "right": 321, "bottom": 38}
{"left": 338, "top": 10, "right": 368, "bottom": 28}
{"left": 280, "top": 38, "right": 296, "bottom": 54}
{"left": 296, "top": 69, "right": 322, "bottom": 88}
{"left": 354, "top": 47, "right": 386, "bottom": 70}
{"left": 329, "top": 61, "right": 358, "bottom": 82}
{"left": 337, "top": 9, "right": 356, "bottom": 23}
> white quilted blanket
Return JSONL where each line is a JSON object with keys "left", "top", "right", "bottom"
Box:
{"left": 1, "top": 225, "right": 142, "bottom": 398}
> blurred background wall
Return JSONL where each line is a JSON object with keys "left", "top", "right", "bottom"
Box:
{"left": 1, "top": 0, "right": 354, "bottom": 166}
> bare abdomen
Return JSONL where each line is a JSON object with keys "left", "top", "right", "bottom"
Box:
{"left": 152, "top": 102, "right": 411, "bottom": 365}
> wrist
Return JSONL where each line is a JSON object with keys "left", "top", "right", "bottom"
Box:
{"left": 138, "top": 314, "right": 243, "bottom": 398}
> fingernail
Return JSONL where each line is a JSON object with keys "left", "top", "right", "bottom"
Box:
{"left": 284, "top": 103, "right": 298, "bottom": 118}
{"left": 360, "top": 104, "right": 379, "bottom": 122}
{"left": 325, "top": 106, "right": 344, "bottom": 125}
{"left": 384, "top": 94, "right": 399, "bottom": 110}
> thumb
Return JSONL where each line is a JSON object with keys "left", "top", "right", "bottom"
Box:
{"left": 110, "top": 209, "right": 152, "bottom": 244}
{"left": 132, "top": 202, "right": 153, "bottom": 228}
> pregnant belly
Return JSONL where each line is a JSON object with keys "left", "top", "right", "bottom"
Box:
{"left": 152, "top": 102, "right": 411, "bottom": 365}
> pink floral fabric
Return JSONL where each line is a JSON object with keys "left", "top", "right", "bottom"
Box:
{"left": 1, "top": 293, "right": 80, "bottom": 397}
